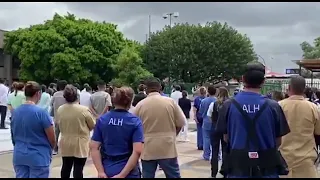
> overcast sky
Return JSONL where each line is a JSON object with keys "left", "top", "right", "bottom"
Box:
{"left": 1, "top": 2, "right": 319, "bottom": 73}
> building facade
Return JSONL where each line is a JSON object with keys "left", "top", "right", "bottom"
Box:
{"left": 0, "top": 29, "right": 18, "bottom": 85}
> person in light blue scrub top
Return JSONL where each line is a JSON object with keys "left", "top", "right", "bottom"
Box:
{"left": 193, "top": 87, "right": 206, "bottom": 150}
{"left": 199, "top": 85, "right": 216, "bottom": 161}
{"left": 12, "top": 81, "right": 55, "bottom": 178}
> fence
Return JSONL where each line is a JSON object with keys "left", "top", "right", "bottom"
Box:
{"left": 262, "top": 79, "right": 320, "bottom": 94}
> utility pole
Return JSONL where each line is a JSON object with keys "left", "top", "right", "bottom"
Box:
{"left": 163, "top": 12, "right": 179, "bottom": 92}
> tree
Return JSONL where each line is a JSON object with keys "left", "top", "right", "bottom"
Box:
{"left": 300, "top": 39, "right": 320, "bottom": 59}
{"left": 4, "top": 13, "right": 127, "bottom": 84}
{"left": 111, "top": 47, "right": 153, "bottom": 88}
{"left": 300, "top": 38, "right": 320, "bottom": 78}
{"left": 142, "top": 22, "right": 257, "bottom": 83}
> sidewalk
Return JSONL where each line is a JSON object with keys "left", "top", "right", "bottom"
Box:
{"left": 0, "top": 112, "right": 13, "bottom": 153}
{"left": 0, "top": 131, "right": 215, "bottom": 178}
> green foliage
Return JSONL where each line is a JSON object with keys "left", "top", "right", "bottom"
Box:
{"left": 300, "top": 39, "right": 320, "bottom": 59}
{"left": 4, "top": 13, "right": 126, "bottom": 84}
{"left": 111, "top": 47, "right": 153, "bottom": 88}
{"left": 142, "top": 22, "right": 256, "bottom": 83}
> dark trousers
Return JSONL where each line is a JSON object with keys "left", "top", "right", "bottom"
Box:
{"left": 210, "top": 127, "right": 227, "bottom": 178}
{"left": 141, "top": 158, "right": 180, "bottom": 178}
{"left": 61, "top": 157, "right": 87, "bottom": 178}
{"left": 0, "top": 105, "right": 7, "bottom": 128}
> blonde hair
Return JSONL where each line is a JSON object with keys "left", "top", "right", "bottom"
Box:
{"left": 217, "top": 87, "right": 229, "bottom": 104}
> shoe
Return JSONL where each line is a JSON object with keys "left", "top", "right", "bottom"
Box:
{"left": 52, "top": 151, "right": 58, "bottom": 155}
{"left": 198, "top": 147, "right": 203, "bottom": 150}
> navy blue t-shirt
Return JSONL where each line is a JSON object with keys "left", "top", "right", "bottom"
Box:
{"left": 92, "top": 109, "right": 144, "bottom": 178}
{"left": 215, "top": 91, "right": 290, "bottom": 177}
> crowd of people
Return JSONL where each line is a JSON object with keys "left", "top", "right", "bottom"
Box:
{"left": 0, "top": 61, "right": 320, "bottom": 178}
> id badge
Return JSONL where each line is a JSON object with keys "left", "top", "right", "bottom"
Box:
{"left": 248, "top": 152, "right": 259, "bottom": 159}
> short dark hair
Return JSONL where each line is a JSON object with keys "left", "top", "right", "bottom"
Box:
{"left": 47, "top": 88, "right": 54, "bottom": 96}
{"left": 145, "top": 77, "right": 161, "bottom": 92}
{"left": 24, "top": 81, "right": 41, "bottom": 97}
{"left": 73, "top": 83, "right": 80, "bottom": 90}
{"left": 243, "top": 62, "right": 265, "bottom": 88}
{"left": 41, "top": 84, "right": 47, "bottom": 93}
{"left": 49, "top": 83, "right": 56, "bottom": 89}
{"left": 175, "top": 85, "right": 181, "bottom": 91}
{"left": 207, "top": 85, "right": 216, "bottom": 96}
{"left": 138, "top": 84, "right": 145, "bottom": 92}
{"left": 0, "top": 79, "right": 4, "bottom": 84}
{"left": 57, "top": 80, "right": 67, "bottom": 91}
{"left": 290, "top": 75, "right": 306, "bottom": 95}
{"left": 97, "top": 80, "right": 106, "bottom": 88}
{"left": 85, "top": 86, "right": 92, "bottom": 92}
{"left": 63, "top": 85, "right": 78, "bottom": 103}
{"left": 182, "top": 90, "right": 188, "bottom": 98}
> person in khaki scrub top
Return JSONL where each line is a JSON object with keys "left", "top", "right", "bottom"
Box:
{"left": 133, "top": 77, "right": 186, "bottom": 178}
{"left": 90, "top": 81, "right": 112, "bottom": 118}
{"left": 56, "top": 85, "right": 96, "bottom": 178}
{"left": 279, "top": 75, "right": 320, "bottom": 178}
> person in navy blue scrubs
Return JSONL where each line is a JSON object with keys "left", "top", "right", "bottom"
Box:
{"left": 90, "top": 86, "right": 144, "bottom": 178}
{"left": 12, "top": 81, "right": 56, "bottom": 178}
{"left": 193, "top": 87, "right": 206, "bottom": 150}
{"left": 199, "top": 85, "right": 217, "bottom": 160}
{"left": 215, "top": 62, "right": 290, "bottom": 178}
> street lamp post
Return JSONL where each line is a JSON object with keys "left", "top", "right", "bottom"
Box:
{"left": 163, "top": 12, "right": 179, "bottom": 92}
{"left": 257, "top": 54, "right": 266, "bottom": 66}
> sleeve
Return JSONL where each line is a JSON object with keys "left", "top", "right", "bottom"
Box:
{"left": 207, "top": 102, "right": 214, "bottom": 117}
{"left": 91, "top": 118, "right": 103, "bottom": 143}
{"left": 193, "top": 97, "right": 198, "bottom": 108}
{"left": 274, "top": 101, "right": 290, "bottom": 138}
{"left": 84, "top": 108, "right": 96, "bottom": 131}
{"left": 215, "top": 100, "right": 232, "bottom": 134}
{"left": 132, "top": 118, "right": 144, "bottom": 143}
{"left": 173, "top": 101, "right": 186, "bottom": 128}
{"left": 41, "top": 110, "right": 54, "bottom": 129}
{"left": 105, "top": 93, "right": 112, "bottom": 107}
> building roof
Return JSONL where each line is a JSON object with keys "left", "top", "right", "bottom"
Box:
{"left": 292, "top": 59, "right": 320, "bottom": 72}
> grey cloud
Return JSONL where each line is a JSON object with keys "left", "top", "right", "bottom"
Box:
{"left": 2, "top": 2, "right": 320, "bottom": 73}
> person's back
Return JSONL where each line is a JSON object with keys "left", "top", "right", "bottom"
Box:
{"left": 38, "top": 92, "right": 51, "bottom": 112}
{"left": 80, "top": 90, "right": 92, "bottom": 108}
{"left": 94, "top": 110, "right": 142, "bottom": 177}
{"left": 216, "top": 62, "right": 290, "bottom": 178}
{"left": 279, "top": 96, "right": 320, "bottom": 177}
{"left": 13, "top": 104, "right": 52, "bottom": 166}
{"left": 91, "top": 91, "right": 112, "bottom": 115}
{"left": 170, "top": 85, "right": 182, "bottom": 104}
{"left": 132, "top": 92, "right": 147, "bottom": 107}
{"left": 8, "top": 91, "right": 26, "bottom": 110}
{"left": 178, "top": 97, "right": 191, "bottom": 118}
{"left": 58, "top": 104, "right": 95, "bottom": 157}
{"left": 199, "top": 85, "right": 217, "bottom": 161}
{"left": 52, "top": 91, "right": 67, "bottom": 115}
{"left": 134, "top": 78, "right": 185, "bottom": 178}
